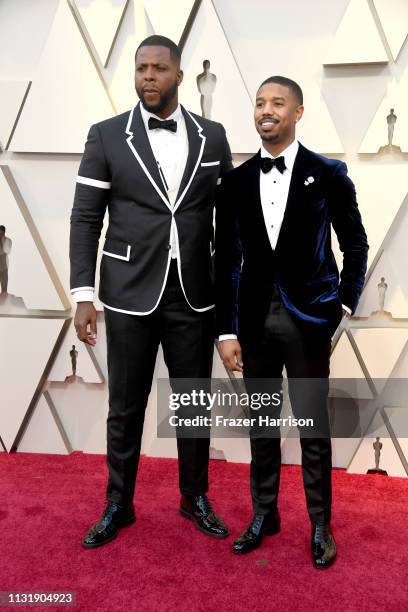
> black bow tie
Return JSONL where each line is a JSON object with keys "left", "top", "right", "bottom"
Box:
{"left": 148, "top": 117, "right": 177, "bottom": 133}
{"left": 260, "top": 156, "right": 286, "bottom": 174}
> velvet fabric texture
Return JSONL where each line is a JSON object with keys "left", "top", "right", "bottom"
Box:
{"left": 215, "top": 144, "right": 369, "bottom": 340}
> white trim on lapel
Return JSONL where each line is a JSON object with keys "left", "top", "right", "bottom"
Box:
{"left": 125, "top": 107, "right": 172, "bottom": 212}
{"left": 172, "top": 110, "right": 206, "bottom": 214}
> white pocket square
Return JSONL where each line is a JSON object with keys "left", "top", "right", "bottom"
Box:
{"left": 201, "top": 160, "right": 220, "bottom": 167}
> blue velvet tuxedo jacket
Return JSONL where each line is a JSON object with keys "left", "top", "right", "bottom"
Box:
{"left": 215, "top": 143, "right": 369, "bottom": 340}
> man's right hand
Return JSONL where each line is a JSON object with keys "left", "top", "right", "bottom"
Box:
{"left": 218, "top": 339, "right": 243, "bottom": 372}
{"left": 74, "top": 302, "right": 97, "bottom": 346}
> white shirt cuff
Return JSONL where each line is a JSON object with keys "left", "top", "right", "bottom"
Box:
{"left": 342, "top": 304, "right": 352, "bottom": 316}
{"left": 219, "top": 334, "right": 238, "bottom": 341}
{"left": 72, "top": 289, "right": 94, "bottom": 303}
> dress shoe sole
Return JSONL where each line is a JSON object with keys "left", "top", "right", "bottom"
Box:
{"left": 81, "top": 515, "right": 136, "bottom": 549}
{"left": 312, "top": 554, "right": 337, "bottom": 570}
{"left": 232, "top": 525, "right": 281, "bottom": 555}
{"left": 312, "top": 535, "right": 337, "bottom": 569}
{"left": 179, "top": 508, "right": 229, "bottom": 539}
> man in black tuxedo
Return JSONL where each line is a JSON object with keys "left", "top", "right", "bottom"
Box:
{"left": 215, "top": 76, "right": 368, "bottom": 568}
{"left": 70, "top": 36, "right": 233, "bottom": 548}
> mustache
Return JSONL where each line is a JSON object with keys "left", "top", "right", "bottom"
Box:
{"left": 258, "top": 116, "right": 279, "bottom": 122}
{"left": 138, "top": 81, "right": 178, "bottom": 114}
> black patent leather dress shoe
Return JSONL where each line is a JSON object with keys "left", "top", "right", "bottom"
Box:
{"left": 179, "top": 494, "right": 229, "bottom": 538}
{"left": 311, "top": 523, "right": 337, "bottom": 569}
{"left": 232, "top": 511, "right": 281, "bottom": 554}
{"left": 82, "top": 501, "right": 135, "bottom": 549}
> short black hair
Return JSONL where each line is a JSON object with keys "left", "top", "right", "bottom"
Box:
{"left": 258, "top": 76, "right": 303, "bottom": 105}
{"left": 135, "top": 35, "right": 181, "bottom": 65}
{"left": 0, "top": 225, "right": 5, "bottom": 231}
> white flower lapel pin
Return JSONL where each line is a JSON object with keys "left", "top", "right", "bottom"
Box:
{"left": 304, "top": 176, "right": 315, "bottom": 186}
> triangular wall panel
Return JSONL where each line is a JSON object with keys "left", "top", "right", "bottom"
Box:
{"left": 0, "top": 81, "right": 30, "bottom": 150}
{"left": 392, "top": 433, "right": 408, "bottom": 466}
{"left": 373, "top": 0, "right": 408, "bottom": 61}
{"left": 0, "top": 318, "right": 65, "bottom": 451}
{"left": 0, "top": 166, "right": 67, "bottom": 311}
{"left": 359, "top": 78, "right": 408, "bottom": 153}
{"left": 48, "top": 320, "right": 104, "bottom": 383}
{"left": 10, "top": 0, "right": 115, "bottom": 153}
{"left": 144, "top": 0, "right": 197, "bottom": 46}
{"left": 330, "top": 332, "right": 373, "bottom": 399}
{"left": 331, "top": 332, "right": 368, "bottom": 377}
{"left": 180, "top": 0, "right": 258, "bottom": 153}
{"left": 387, "top": 200, "right": 408, "bottom": 303}
{"left": 355, "top": 251, "right": 408, "bottom": 318}
{"left": 341, "top": 163, "right": 408, "bottom": 269}
{"left": 348, "top": 414, "right": 406, "bottom": 477}
{"left": 212, "top": 1, "right": 345, "bottom": 154}
{"left": 348, "top": 437, "right": 407, "bottom": 477}
{"left": 49, "top": 382, "right": 108, "bottom": 453}
{"left": 324, "top": 0, "right": 388, "bottom": 66}
{"left": 102, "top": 0, "right": 150, "bottom": 113}
{"left": 73, "top": 0, "right": 129, "bottom": 67}
{"left": 352, "top": 328, "right": 408, "bottom": 393}
{"left": 295, "top": 81, "right": 344, "bottom": 153}
{"left": 17, "top": 394, "right": 69, "bottom": 455}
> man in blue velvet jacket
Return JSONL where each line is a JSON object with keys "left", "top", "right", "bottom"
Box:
{"left": 215, "top": 76, "right": 368, "bottom": 568}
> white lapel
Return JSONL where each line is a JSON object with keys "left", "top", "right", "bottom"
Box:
{"left": 125, "top": 105, "right": 172, "bottom": 212}
{"left": 172, "top": 109, "right": 206, "bottom": 214}
{"left": 124, "top": 105, "right": 206, "bottom": 215}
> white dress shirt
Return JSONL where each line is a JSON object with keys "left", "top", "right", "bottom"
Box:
{"left": 260, "top": 139, "right": 299, "bottom": 250}
{"left": 140, "top": 103, "right": 188, "bottom": 259}
{"left": 219, "top": 139, "right": 349, "bottom": 341}
{"left": 72, "top": 104, "right": 188, "bottom": 303}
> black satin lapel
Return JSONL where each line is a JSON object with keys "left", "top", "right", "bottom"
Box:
{"left": 275, "top": 145, "right": 309, "bottom": 251}
{"left": 128, "top": 104, "right": 168, "bottom": 198}
{"left": 247, "top": 152, "right": 274, "bottom": 244}
{"left": 248, "top": 152, "right": 262, "bottom": 208}
{"left": 175, "top": 108, "right": 203, "bottom": 203}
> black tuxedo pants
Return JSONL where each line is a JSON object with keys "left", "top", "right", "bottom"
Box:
{"left": 104, "top": 261, "right": 214, "bottom": 506}
{"left": 242, "top": 286, "right": 332, "bottom": 525}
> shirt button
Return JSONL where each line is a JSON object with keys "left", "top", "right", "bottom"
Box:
{"left": 271, "top": 202, "right": 274, "bottom": 205}
{"left": 273, "top": 180, "right": 277, "bottom": 184}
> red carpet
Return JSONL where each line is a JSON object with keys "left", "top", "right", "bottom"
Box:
{"left": 0, "top": 452, "right": 407, "bottom": 612}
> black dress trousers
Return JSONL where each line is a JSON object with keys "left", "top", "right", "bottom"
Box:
{"left": 104, "top": 260, "right": 214, "bottom": 506}
{"left": 242, "top": 286, "right": 332, "bottom": 525}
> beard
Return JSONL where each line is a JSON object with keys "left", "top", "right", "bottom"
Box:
{"left": 255, "top": 122, "right": 280, "bottom": 143}
{"left": 138, "top": 81, "right": 178, "bottom": 114}
{"left": 260, "top": 132, "right": 280, "bottom": 143}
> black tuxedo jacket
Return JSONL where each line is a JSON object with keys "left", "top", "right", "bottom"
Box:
{"left": 70, "top": 103, "right": 232, "bottom": 314}
{"left": 215, "top": 144, "right": 369, "bottom": 340}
